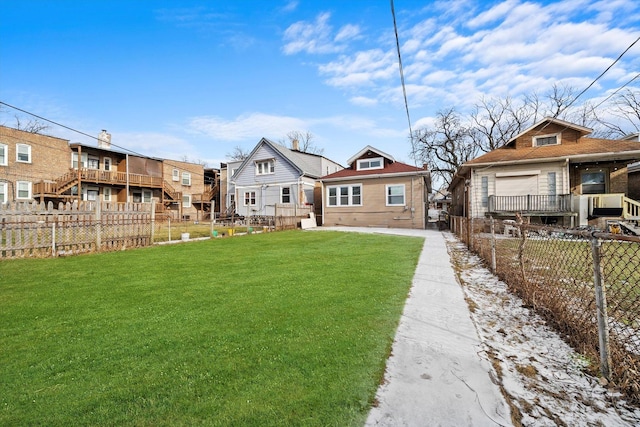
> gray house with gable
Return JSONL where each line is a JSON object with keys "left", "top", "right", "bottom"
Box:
{"left": 231, "top": 138, "right": 343, "bottom": 218}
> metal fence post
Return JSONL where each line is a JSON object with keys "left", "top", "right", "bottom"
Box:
{"left": 95, "top": 202, "right": 102, "bottom": 249}
{"left": 590, "top": 234, "right": 612, "bottom": 380}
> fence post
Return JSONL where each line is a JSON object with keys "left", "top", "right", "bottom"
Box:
{"left": 150, "top": 200, "right": 156, "bottom": 243}
{"left": 52, "top": 221, "right": 56, "bottom": 257}
{"left": 490, "top": 216, "right": 496, "bottom": 273}
{"left": 590, "top": 235, "right": 612, "bottom": 380}
{"left": 95, "top": 202, "right": 102, "bottom": 250}
{"left": 168, "top": 217, "right": 172, "bottom": 242}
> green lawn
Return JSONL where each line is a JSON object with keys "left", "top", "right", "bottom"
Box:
{"left": 0, "top": 230, "right": 424, "bottom": 426}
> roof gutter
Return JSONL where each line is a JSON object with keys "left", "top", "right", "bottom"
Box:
{"left": 467, "top": 150, "right": 640, "bottom": 168}
{"left": 321, "top": 170, "right": 430, "bottom": 183}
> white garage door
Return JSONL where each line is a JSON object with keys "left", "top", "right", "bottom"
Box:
{"left": 495, "top": 175, "right": 538, "bottom": 196}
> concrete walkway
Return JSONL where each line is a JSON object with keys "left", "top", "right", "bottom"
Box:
{"left": 316, "top": 227, "right": 512, "bottom": 427}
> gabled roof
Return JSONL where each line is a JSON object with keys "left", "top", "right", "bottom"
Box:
{"left": 506, "top": 116, "right": 592, "bottom": 146}
{"left": 347, "top": 145, "right": 395, "bottom": 165}
{"left": 322, "top": 160, "right": 427, "bottom": 181}
{"left": 234, "top": 138, "right": 339, "bottom": 179}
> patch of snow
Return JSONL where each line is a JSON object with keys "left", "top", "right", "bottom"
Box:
{"left": 445, "top": 235, "right": 640, "bottom": 426}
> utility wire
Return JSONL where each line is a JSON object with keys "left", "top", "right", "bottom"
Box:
{"left": 561, "top": 35, "right": 640, "bottom": 115}
{"left": 390, "top": 0, "right": 413, "bottom": 140}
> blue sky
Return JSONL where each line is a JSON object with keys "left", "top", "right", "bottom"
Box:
{"left": 1, "top": 0, "right": 639, "bottom": 169}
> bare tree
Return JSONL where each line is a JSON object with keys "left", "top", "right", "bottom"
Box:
{"left": 412, "top": 108, "right": 478, "bottom": 188}
{"left": 226, "top": 145, "right": 250, "bottom": 161}
{"left": 13, "top": 115, "right": 50, "bottom": 134}
{"left": 283, "top": 130, "right": 324, "bottom": 155}
{"left": 470, "top": 96, "right": 532, "bottom": 152}
{"left": 180, "top": 156, "right": 209, "bottom": 168}
{"left": 597, "top": 87, "right": 640, "bottom": 137}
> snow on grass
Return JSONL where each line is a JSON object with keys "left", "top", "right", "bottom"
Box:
{"left": 445, "top": 235, "right": 640, "bottom": 427}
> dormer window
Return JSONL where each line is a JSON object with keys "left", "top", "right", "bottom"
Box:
{"left": 533, "top": 134, "right": 560, "bottom": 147}
{"left": 256, "top": 159, "right": 275, "bottom": 175}
{"left": 357, "top": 157, "right": 383, "bottom": 171}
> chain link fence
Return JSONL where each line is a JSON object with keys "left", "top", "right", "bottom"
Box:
{"left": 451, "top": 216, "right": 640, "bottom": 404}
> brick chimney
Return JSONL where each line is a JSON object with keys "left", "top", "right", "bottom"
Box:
{"left": 292, "top": 139, "right": 299, "bottom": 151}
{"left": 98, "top": 130, "right": 111, "bottom": 149}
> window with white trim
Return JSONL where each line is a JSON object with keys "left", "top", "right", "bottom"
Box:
{"left": 0, "top": 182, "right": 7, "bottom": 203}
{"left": 533, "top": 134, "right": 559, "bottom": 147}
{"left": 244, "top": 191, "right": 256, "bottom": 206}
{"left": 386, "top": 184, "right": 405, "bottom": 206}
{"left": 182, "top": 172, "right": 191, "bottom": 186}
{"left": 87, "top": 188, "right": 99, "bottom": 201}
{"left": 16, "top": 181, "right": 32, "bottom": 199}
{"left": 16, "top": 144, "right": 31, "bottom": 163}
{"left": 72, "top": 152, "right": 88, "bottom": 169}
{"left": 0, "top": 143, "right": 7, "bottom": 166}
{"left": 281, "top": 187, "right": 291, "bottom": 203}
{"left": 327, "top": 184, "right": 362, "bottom": 206}
{"left": 104, "top": 157, "right": 111, "bottom": 171}
{"left": 481, "top": 176, "right": 489, "bottom": 207}
{"left": 182, "top": 194, "right": 192, "bottom": 208}
{"left": 172, "top": 168, "right": 179, "bottom": 181}
{"left": 357, "top": 157, "right": 383, "bottom": 171}
{"left": 103, "top": 187, "right": 111, "bottom": 202}
{"left": 256, "top": 159, "right": 275, "bottom": 175}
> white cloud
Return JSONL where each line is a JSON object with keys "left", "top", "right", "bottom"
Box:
{"left": 335, "top": 24, "right": 361, "bottom": 42}
{"left": 350, "top": 96, "right": 378, "bottom": 107}
{"left": 281, "top": 1, "right": 299, "bottom": 13}
{"left": 188, "top": 113, "right": 306, "bottom": 141}
{"left": 282, "top": 12, "right": 346, "bottom": 55}
{"left": 319, "top": 49, "right": 397, "bottom": 87}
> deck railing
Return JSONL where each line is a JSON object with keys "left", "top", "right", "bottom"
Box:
{"left": 488, "top": 194, "right": 573, "bottom": 213}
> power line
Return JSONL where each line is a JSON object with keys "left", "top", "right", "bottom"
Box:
{"left": 390, "top": 0, "right": 413, "bottom": 140}
{"left": 562, "top": 35, "right": 640, "bottom": 115}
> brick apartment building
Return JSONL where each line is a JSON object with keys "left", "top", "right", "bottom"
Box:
{"left": 0, "top": 125, "right": 215, "bottom": 220}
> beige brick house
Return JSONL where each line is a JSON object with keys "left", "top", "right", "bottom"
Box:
{"left": 320, "top": 146, "right": 431, "bottom": 229}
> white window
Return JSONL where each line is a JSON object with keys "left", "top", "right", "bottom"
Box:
{"left": 16, "top": 181, "right": 32, "bottom": 199}
{"left": 327, "top": 184, "right": 362, "bottom": 206}
{"left": 0, "top": 143, "right": 7, "bottom": 166}
{"left": 72, "top": 152, "right": 88, "bottom": 169}
{"left": 88, "top": 156, "right": 100, "bottom": 169}
{"left": 244, "top": 191, "right": 256, "bottom": 206}
{"left": 548, "top": 172, "right": 557, "bottom": 197}
{"left": 16, "top": 144, "right": 31, "bottom": 163}
{"left": 182, "top": 194, "right": 192, "bottom": 208}
{"left": 386, "top": 184, "right": 405, "bottom": 206}
{"left": 357, "top": 157, "right": 383, "bottom": 171}
{"left": 281, "top": 187, "right": 291, "bottom": 204}
{"left": 533, "top": 134, "right": 560, "bottom": 147}
{"left": 172, "top": 168, "right": 179, "bottom": 181}
{"left": 481, "top": 176, "right": 489, "bottom": 207}
{"left": 0, "top": 182, "right": 7, "bottom": 203}
{"left": 87, "top": 188, "right": 99, "bottom": 201}
{"left": 143, "top": 191, "right": 152, "bottom": 203}
{"left": 256, "top": 159, "right": 275, "bottom": 175}
{"left": 182, "top": 172, "right": 191, "bottom": 186}
{"left": 104, "top": 157, "right": 112, "bottom": 171}
{"left": 103, "top": 187, "right": 111, "bottom": 202}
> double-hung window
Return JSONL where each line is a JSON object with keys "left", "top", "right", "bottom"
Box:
{"left": 172, "top": 169, "right": 180, "bottom": 181}
{"left": 0, "top": 182, "right": 7, "bottom": 203}
{"left": 244, "top": 191, "right": 256, "bottom": 206}
{"left": 88, "top": 156, "right": 100, "bottom": 169}
{"left": 328, "top": 184, "right": 362, "bottom": 206}
{"left": 256, "top": 159, "right": 275, "bottom": 175}
{"left": 72, "top": 152, "right": 88, "bottom": 169}
{"left": 386, "top": 184, "right": 405, "bottom": 206}
{"left": 0, "top": 143, "right": 7, "bottom": 166}
{"left": 281, "top": 187, "right": 291, "bottom": 204}
{"left": 182, "top": 194, "right": 192, "bottom": 208}
{"left": 16, "top": 181, "right": 31, "bottom": 199}
{"left": 182, "top": 172, "right": 191, "bottom": 186}
{"left": 16, "top": 144, "right": 31, "bottom": 163}
{"left": 103, "top": 187, "right": 112, "bottom": 202}
{"left": 481, "top": 176, "right": 489, "bottom": 207}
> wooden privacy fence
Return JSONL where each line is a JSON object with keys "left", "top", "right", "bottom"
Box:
{"left": 0, "top": 201, "right": 154, "bottom": 259}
